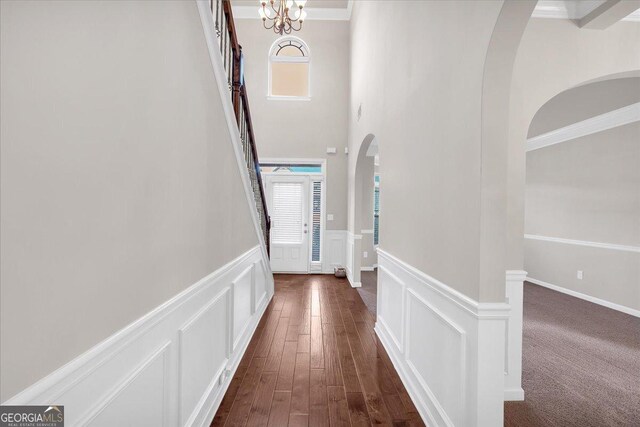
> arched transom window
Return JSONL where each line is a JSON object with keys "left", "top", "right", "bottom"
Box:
{"left": 269, "top": 36, "right": 310, "bottom": 99}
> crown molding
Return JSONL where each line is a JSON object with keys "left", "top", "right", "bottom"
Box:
{"left": 527, "top": 102, "right": 640, "bottom": 152}
{"left": 532, "top": 0, "right": 640, "bottom": 22}
{"left": 233, "top": 1, "right": 352, "bottom": 21}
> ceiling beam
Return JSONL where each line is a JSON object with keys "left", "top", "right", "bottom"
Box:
{"left": 579, "top": 0, "right": 640, "bottom": 29}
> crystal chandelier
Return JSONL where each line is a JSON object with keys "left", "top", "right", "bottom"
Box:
{"left": 258, "top": 0, "right": 307, "bottom": 34}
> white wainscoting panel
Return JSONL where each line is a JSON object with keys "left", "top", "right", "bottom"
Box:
{"left": 345, "top": 232, "right": 362, "bottom": 287}
{"left": 375, "top": 249, "right": 510, "bottom": 427}
{"left": 232, "top": 265, "right": 254, "bottom": 350}
{"left": 377, "top": 266, "right": 405, "bottom": 353}
{"left": 84, "top": 343, "right": 171, "bottom": 427}
{"left": 3, "top": 246, "right": 274, "bottom": 427}
{"left": 323, "top": 230, "right": 347, "bottom": 273}
{"left": 179, "top": 290, "right": 230, "bottom": 426}
{"left": 504, "top": 270, "right": 526, "bottom": 401}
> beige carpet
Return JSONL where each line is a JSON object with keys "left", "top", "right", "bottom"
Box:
{"left": 504, "top": 283, "right": 640, "bottom": 426}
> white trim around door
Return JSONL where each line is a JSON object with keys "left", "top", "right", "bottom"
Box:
{"left": 261, "top": 158, "right": 327, "bottom": 274}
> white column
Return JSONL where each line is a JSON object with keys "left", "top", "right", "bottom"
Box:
{"left": 504, "top": 270, "right": 527, "bottom": 400}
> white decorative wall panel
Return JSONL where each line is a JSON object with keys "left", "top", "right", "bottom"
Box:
{"left": 179, "top": 291, "right": 230, "bottom": 425}
{"left": 405, "top": 290, "right": 465, "bottom": 427}
{"left": 323, "top": 230, "right": 347, "bottom": 273}
{"left": 375, "top": 249, "right": 509, "bottom": 427}
{"left": 254, "top": 260, "right": 267, "bottom": 309}
{"left": 377, "top": 266, "right": 405, "bottom": 352}
{"left": 3, "top": 246, "right": 273, "bottom": 427}
{"left": 232, "top": 266, "right": 254, "bottom": 349}
{"left": 86, "top": 344, "right": 170, "bottom": 427}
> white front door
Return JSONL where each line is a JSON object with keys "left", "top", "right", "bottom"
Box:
{"left": 267, "top": 175, "right": 310, "bottom": 273}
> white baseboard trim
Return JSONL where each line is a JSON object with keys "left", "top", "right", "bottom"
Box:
{"left": 527, "top": 277, "right": 640, "bottom": 318}
{"left": 504, "top": 388, "right": 525, "bottom": 401}
{"left": 361, "top": 266, "right": 375, "bottom": 272}
{"left": 3, "top": 246, "right": 274, "bottom": 426}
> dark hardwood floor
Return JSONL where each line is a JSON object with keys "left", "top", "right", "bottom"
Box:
{"left": 212, "top": 274, "right": 425, "bottom": 427}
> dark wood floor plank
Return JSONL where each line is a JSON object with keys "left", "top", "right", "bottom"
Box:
{"left": 286, "top": 322, "right": 300, "bottom": 341}
{"left": 300, "top": 307, "right": 311, "bottom": 335}
{"left": 267, "top": 391, "right": 291, "bottom": 427}
{"left": 327, "top": 386, "right": 351, "bottom": 427}
{"left": 322, "top": 322, "right": 343, "bottom": 386}
{"left": 345, "top": 392, "right": 371, "bottom": 427}
{"left": 291, "top": 352, "right": 311, "bottom": 415}
{"left": 333, "top": 313, "right": 363, "bottom": 394}
{"left": 246, "top": 371, "right": 278, "bottom": 427}
{"left": 311, "top": 315, "right": 325, "bottom": 368}
{"left": 297, "top": 334, "right": 311, "bottom": 353}
{"left": 288, "top": 413, "right": 309, "bottom": 427}
{"left": 213, "top": 274, "right": 424, "bottom": 427}
{"left": 311, "top": 288, "right": 321, "bottom": 317}
{"left": 336, "top": 287, "right": 394, "bottom": 425}
{"left": 254, "top": 308, "right": 283, "bottom": 358}
{"left": 223, "top": 357, "right": 267, "bottom": 427}
{"left": 276, "top": 341, "right": 298, "bottom": 391}
{"left": 309, "top": 369, "right": 329, "bottom": 427}
{"left": 264, "top": 316, "right": 289, "bottom": 372}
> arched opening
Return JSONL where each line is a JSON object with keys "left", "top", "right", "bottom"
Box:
{"left": 505, "top": 74, "right": 640, "bottom": 425}
{"left": 346, "top": 134, "right": 378, "bottom": 292}
{"left": 353, "top": 135, "right": 379, "bottom": 313}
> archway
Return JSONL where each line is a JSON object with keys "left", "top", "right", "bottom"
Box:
{"left": 504, "top": 74, "right": 640, "bottom": 425}
{"left": 346, "top": 133, "right": 377, "bottom": 290}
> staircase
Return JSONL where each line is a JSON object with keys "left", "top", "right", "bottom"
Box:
{"left": 209, "top": 0, "right": 271, "bottom": 255}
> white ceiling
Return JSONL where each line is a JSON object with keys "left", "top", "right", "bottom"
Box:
{"left": 233, "top": 0, "right": 640, "bottom": 22}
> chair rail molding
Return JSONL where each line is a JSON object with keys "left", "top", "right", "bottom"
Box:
{"left": 2, "top": 246, "right": 274, "bottom": 427}
{"left": 524, "top": 234, "right": 640, "bottom": 253}
{"left": 526, "top": 102, "right": 640, "bottom": 152}
{"left": 375, "top": 249, "right": 510, "bottom": 427}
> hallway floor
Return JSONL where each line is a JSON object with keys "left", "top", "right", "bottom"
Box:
{"left": 504, "top": 283, "right": 640, "bottom": 426}
{"left": 211, "top": 274, "right": 424, "bottom": 427}
{"left": 357, "top": 270, "right": 377, "bottom": 317}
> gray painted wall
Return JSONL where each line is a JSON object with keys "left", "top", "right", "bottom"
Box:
{"left": 234, "top": 20, "right": 350, "bottom": 231}
{"left": 0, "top": 0, "right": 258, "bottom": 400}
{"left": 348, "top": 0, "right": 504, "bottom": 300}
{"left": 525, "top": 122, "right": 640, "bottom": 311}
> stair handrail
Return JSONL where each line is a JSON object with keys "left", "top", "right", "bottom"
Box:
{"left": 211, "top": 0, "right": 271, "bottom": 255}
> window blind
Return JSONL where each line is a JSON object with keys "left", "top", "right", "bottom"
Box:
{"left": 271, "top": 182, "right": 303, "bottom": 244}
